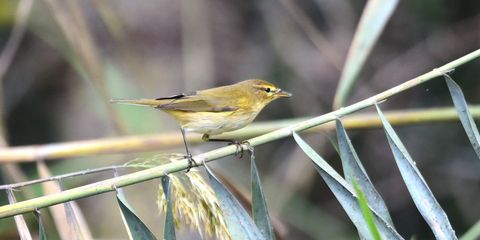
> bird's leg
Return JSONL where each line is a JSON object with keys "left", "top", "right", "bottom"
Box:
{"left": 181, "top": 127, "right": 197, "bottom": 172}
{"left": 230, "top": 140, "right": 252, "bottom": 158}
{"left": 202, "top": 134, "right": 249, "bottom": 158}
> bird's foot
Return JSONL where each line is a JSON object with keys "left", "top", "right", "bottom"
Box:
{"left": 204, "top": 137, "right": 252, "bottom": 158}
{"left": 185, "top": 153, "right": 198, "bottom": 173}
{"left": 228, "top": 140, "right": 252, "bottom": 158}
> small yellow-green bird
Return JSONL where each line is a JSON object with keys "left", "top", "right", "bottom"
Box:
{"left": 111, "top": 79, "right": 291, "bottom": 169}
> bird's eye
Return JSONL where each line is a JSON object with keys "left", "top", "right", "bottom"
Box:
{"left": 264, "top": 88, "right": 271, "bottom": 93}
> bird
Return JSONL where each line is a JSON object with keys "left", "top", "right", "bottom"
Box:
{"left": 111, "top": 79, "right": 291, "bottom": 170}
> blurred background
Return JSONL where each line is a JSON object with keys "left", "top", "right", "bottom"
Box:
{"left": 0, "top": 0, "right": 479, "bottom": 239}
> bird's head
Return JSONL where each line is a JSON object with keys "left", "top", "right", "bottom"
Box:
{"left": 239, "top": 79, "right": 292, "bottom": 104}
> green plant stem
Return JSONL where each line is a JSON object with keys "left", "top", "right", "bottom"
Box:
{"left": 2, "top": 105, "right": 480, "bottom": 163}
{"left": 0, "top": 166, "right": 124, "bottom": 190}
{"left": 0, "top": 49, "right": 478, "bottom": 219}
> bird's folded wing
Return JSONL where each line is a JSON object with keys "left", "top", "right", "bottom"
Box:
{"left": 157, "top": 95, "right": 239, "bottom": 112}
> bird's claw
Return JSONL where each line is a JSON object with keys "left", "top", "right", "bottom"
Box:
{"left": 185, "top": 153, "right": 198, "bottom": 173}
{"left": 228, "top": 140, "right": 251, "bottom": 158}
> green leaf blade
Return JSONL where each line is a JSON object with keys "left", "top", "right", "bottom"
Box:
{"left": 34, "top": 211, "right": 47, "bottom": 240}
{"left": 117, "top": 194, "right": 157, "bottom": 240}
{"left": 333, "top": 0, "right": 399, "bottom": 108}
{"left": 6, "top": 189, "right": 32, "bottom": 240}
{"left": 205, "top": 163, "right": 265, "bottom": 240}
{"left": 62, "top": 198, "right": 90, "bottom": 239}
{"left": 251, "top": 157, "right": 275, "bottom": 240}
{"left": 161, "top": 176, "right": 176, "bottom": 240}
{"left": 353, "top": 179, "right": 382, "bottom": 240}
{"left": 336, "top": 119, "right": 394, "bottom": 226}
{"left": 375, "top": 104, "right": 457, "bottom": 240}
{"left": 293, "top": 132, "right": 403, "bottom": 240}
{"left": 445, "top": 75, "right": 480, "bottom": 160}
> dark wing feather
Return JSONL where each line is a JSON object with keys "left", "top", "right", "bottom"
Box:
{"left": 155, "top": 91, "right": 196, "bottom": 100}
{"left": 156, "top": 91, "right": 239, "bottom": 112}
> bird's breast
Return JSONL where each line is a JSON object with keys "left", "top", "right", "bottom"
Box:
{"left": 168, "top": 109, "right": 260, "bottom": 135}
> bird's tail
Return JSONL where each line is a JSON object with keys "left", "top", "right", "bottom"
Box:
{"left": 110, "top": 98, "right": 162, "bottom": 107}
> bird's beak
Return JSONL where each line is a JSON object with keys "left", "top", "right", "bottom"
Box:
{"left": 274, "top": 89, "right": 292, "bottom": 98}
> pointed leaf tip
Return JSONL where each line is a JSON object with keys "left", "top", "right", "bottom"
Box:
{"left": 293, "top": 132, "right": 403, "bottom": 240}
{"left": 376, "top": 104, "right": 457, "bottom": 239}
{"left": 444, "top": 75, "right": 480, "bottom": 160}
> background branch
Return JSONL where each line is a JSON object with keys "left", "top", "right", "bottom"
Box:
{"left": 1, "top": 105, "right": 479, "bottom": 163}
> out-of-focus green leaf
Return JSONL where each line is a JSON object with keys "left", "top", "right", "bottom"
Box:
{"left": 336, "top": 119, "right": 394, "bottom": 225}
{"left": 251, "top": 155, "right": 275, "bottom": 240}
{"left": 0, "top": 0, "right": 16, "bottom": 25}
{"left": 6, "top": 189, "right": 32, "bottom": 240}
{"left": 292, "top": 132, "right": 403, "bottom": 240}
{"left": 444, "top": 75, "right": 480, "bottom": 160}
{"left": 105, "top": 62, "right": 163, "bottom": 134}
{"left": 352, "top": 179, "right": 382, "bottom": 240}
{"left": 460, "top": 219, "right": 480, "bottom": 240}
{"left": 333, "top": 0, "right": 399, "bottom": 109}
{"left": 375, "top": 104, "right": 457, "bottom": 239}
{"left": 204, "top": 162, "right": 264, "bottom": 240}
{"left": 117, "top": 194, "right": 157, "bottom": 240}
{"left": 34, "top": 210, "right": 47, "bottom": 240}
{"left": 161, "top": 176, "right": 176, "bottom": 240}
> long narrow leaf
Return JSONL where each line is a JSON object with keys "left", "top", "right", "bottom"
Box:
{"left": 293, "top": 132, "right": 403, "bottom": 240}
{"left": 204, "top": 162, "right": 265, "bottom": 240}
{"left": 34, "top": 210, "right": 47, "bottom": 240}
{"left": 161, "top": 176, "right": 176, "bottom": 240}
{"left": 353, "top": 179, "right": 382, "bottom": 240}
{"left": 117, "top": 194, "right": 157, "bottom": 240}
{"left": 251, "top": 154, "right": 275, "bottom": 240}
{"left": 6, "top": 189, "right": 32, "bottom": 240}
{"left": 63, "top": 200, "right": 82, "bottom": 239}
{"left": 333, "top": 0, "right": 399, "bottom": 108}
{"left": 375, "top": 104, "right": 457, "bottom": 239}
{"left": 58, "top": 180, "right": 92, "bottom": 240}
{"left": 336, "top": 119, "right": 394, "bottom": 225}
{"left": 444, "top": 75, "right": 480, "bottom": 160}
{"left": 37, "top": 161, "right": 92, "bottom": 239}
